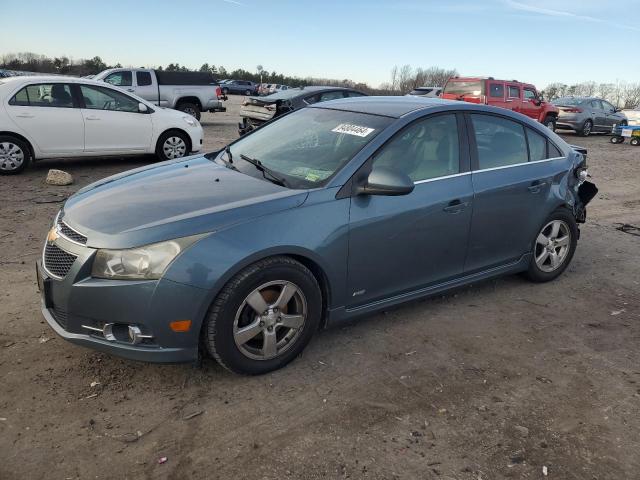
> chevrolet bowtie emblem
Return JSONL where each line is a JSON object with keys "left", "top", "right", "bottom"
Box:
{"left": 47, "top": 227, "right": 59, "bottom": 245}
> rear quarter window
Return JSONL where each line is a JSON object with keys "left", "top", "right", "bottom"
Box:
{"left": 489, "top": 83, "right": 504, "bottom": 98}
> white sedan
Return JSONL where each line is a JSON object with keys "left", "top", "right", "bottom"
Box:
{"left": 0, "top": 76, "right": 204, "bottom": 174}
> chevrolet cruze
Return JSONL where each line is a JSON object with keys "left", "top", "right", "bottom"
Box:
{"left": 37, "top": 97, "right": 597, "bottom": 375}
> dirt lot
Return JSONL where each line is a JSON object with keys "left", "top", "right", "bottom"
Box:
{"left": 1, "top": 96, "right": 639, "bottom": 480}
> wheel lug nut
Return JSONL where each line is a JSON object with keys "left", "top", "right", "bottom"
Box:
{"left": 259, "top": 321, "right": 264, "bottom": 327}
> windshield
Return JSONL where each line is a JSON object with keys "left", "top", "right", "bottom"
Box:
{"left": 219, "top": 107, "right": 392, "bottom": 188}
{"left": 552, "top": 97, "right": 584, "bottom": 106}
{"left": 443, "top": 80, "right": 484, "bottom": 96}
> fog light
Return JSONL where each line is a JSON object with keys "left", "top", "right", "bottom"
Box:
{"left": 128, "top": 325, "right": 153, "bottom": 344}
{"left": 170, "top": 320, "right": 192, "bottom": 332}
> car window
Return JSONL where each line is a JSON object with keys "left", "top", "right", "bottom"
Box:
{"left": 9, "top": 83, "right": 74, "bottom": 108}
{"left": 227, "top": 107, "right": 392, "bottom": 189}
{"left": 549, "top": 142, "right": 562, "bottom": 158}
{"left": 104, "top": 71, "right": 132, "bottom": 87}
{"left": 471, "top": 114, "right": 528, "bottom": 169}
{"left": 508, "top": 86, "right": 520, "bottom": 98}
{"left": 489, "top": 83, "right": 504, "bottom": 98}
{"left": 602, "top": 101, "right": 615, "bottom": 113}
{"left": 373, "top": 114, "right": 460, "bottom": 182}
{"left": 527, "top": 128, "right": 547, "bottom": 161}
{"left": 590, "top": 100, "right": 601, "bottom": 110}
{"left": 79, "top": 85, "right": 139, "bottom": 112}
{"left": 136, "top": 71, "right": 152, "bottom": 86}
{"left": 523, "top": 89, "right": 537, "bottom": 100}
{"left": 319, "top": 91, "right": 346, "bottom": 102}
{"left": 345, "top": 91, "right": 366, "bottom": 98}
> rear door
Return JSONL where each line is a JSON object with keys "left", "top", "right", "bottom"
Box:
{"left": 6, "top": 82, "right": 84, "bottom": 154}
{"left": 465, "top": 113, "right": 563, "bottom": 272}
{"left": 347, "top": 113, "right": 473, "bottom": 306}
{"left": 505, "top": 84, "right": 522, "bottom": 114}
{"left": 487, "top": 81, "right": 508, "bottom": 109}
{"left": 590, "top": 100, "right": 607, "bottom": 131}
{"left": 77, "top": 84, "right": 152, "bottom": 152}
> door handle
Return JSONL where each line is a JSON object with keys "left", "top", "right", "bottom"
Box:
{"left": 528, "top": 181, "right": 547, "bottom": 193}
{"left": 15, "top": 113, "right": 35, "bottom": 118}
{"left": 443, "top": 199, "right": 468, "bottom": 213}
{"left": 85, "top": 115, "right": 100, "bottom": 120}
{"left": 127, "top": 88, "right": 135, "bottom": 92}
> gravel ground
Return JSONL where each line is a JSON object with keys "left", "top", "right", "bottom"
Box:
{"left": 1, "top": 96, "right": 639, "bottom": 479}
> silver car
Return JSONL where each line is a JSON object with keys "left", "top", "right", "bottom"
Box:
{"left": 553, "top": 97, "right": 627, "bottom": 136}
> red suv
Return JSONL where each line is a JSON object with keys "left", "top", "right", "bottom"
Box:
{"left": 442, "top": 77, "right": 559, "bottom": 130}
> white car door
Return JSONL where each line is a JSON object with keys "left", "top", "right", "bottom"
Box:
{"left": 6, "top": 82, "right": 84, "bottom": 155}
{"left": 78, "top": 84, "right": 152, "bottom": 152}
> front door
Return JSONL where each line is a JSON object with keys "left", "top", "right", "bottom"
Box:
{"left": 6, "top": 82, "right": 84, "bottom": 154}
{"left": 465, "top": 113, "right": 562, "bottom": 272}
{"left": 76, "top": 84, "right": 152, "bottom": 152}
{"left": 347, "top": 113, "right": 473, "bottom": 306}
{"left": 521, "top": 87, "right": 540, "bottom": 120}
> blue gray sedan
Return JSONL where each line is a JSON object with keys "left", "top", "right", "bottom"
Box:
{"left": 37, "top": 97, "right": 597, "bottom": 374}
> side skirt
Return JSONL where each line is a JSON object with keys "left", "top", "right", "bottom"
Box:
{"left": 325, "top": 254, "right": 531, "bottom": 327}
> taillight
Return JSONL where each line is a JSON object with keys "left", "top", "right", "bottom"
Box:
{"left": 215, "top": 86, "right": 222, "bottom": 97}
{"left": 563, "top": 107, "right": 582, "bottom": 113}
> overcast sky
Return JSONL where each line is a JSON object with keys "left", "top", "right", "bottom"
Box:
{"left": 2, "top": 0, "right": 639, "bottom": 88}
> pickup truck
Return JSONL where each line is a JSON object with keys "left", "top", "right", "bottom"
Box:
{"left": 93, "top": 68, "right": 225, "bottom": 120}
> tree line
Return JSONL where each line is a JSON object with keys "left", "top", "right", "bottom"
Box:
{"left": 2, "top": 53, "right": 639, "bottom": 108}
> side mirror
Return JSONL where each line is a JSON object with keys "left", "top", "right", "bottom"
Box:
{"left": 356, "top": 166, "right": 415, "bottom": 196}
{"left": 138, "top": 103, "right": 148, "bottom": 113}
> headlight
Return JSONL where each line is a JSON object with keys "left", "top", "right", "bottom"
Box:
{"left": 91, "top": 234, "right": 205, "bottom": 280}
{"left": 182, "top": 115, "right": 198, "bottom": 127}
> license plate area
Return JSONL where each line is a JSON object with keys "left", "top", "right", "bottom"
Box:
{"left": 36, "top": 261, "right": 54, "bottom": 309}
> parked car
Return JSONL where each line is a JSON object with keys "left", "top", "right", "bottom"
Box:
{"left": 0, "top": 76, "right": 203, "bottom": 174}
{"left": 36, "top": 96, "right": 596, "bottom": 374}
{"left": 552, "top": 97, "right": 627, "bottom": 136}
{"left": 268, "top": 84, "right": 289, "bottom": 94}
{"left": 238, "top": 86, "right": 367, "bottom": 135}
{"left": 258, "top": 83, "right": 272, "bottom": 96}
{"left": 221, "top": 80, "right": 258, "bottom": 95}
{"left": 406, "top": 86, "right": 442, "bottom": 98}
{"left": 621, "top": 108, "right": 640, "bottom": 126}
{"left": 93, "top": 68, "right": 225, "bottom": 120}
{"left": 442, "top": 77, "right": 559, "bottom": 130}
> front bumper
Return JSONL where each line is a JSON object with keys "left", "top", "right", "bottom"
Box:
{"left": 37, "top": 235, "right": 208, "bottom": 363}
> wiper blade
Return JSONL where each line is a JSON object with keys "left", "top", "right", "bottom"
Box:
{"left": 239, "top": 154, "right": 288, "bottom": 187}
{"left": 219, "top": 146, "right": 238, "bottom": 170}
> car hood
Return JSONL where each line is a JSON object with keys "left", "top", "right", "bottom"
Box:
{"left": 62, "top": 155, "right": 308, "bottom": 249}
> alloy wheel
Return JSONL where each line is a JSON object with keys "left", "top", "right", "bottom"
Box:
{"left": 0, "top": 142, "right": 25, "bottom": 172}
{"left": 163, "top": 136, "right": 187, "bottom": 159}
{"left": 535, "top": 220, "right": 571, "bottom": 273}
{"left": 233, "top": 280, "right": 307, "bottom": 361}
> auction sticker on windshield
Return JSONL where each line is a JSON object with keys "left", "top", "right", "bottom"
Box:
{"left": 332, "top": 124, "right": 375, "bottom": 137}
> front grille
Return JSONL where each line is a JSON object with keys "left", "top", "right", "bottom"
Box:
{"left": 51, "top": 307, "right": 68, "bottom": 330}
{"left": 57, "top": 215, "right": 87, "bottom": 245}
{"left": 44, "top": 243, "right": 77, "bottom": 278}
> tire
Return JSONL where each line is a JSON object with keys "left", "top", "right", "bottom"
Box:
{"left": 525, "top": 208, "right": 578, "bottom": 283}
{"left": 579, "top": 119, "right": 593, "bottom": 137}
{"left": 631, "top": 138, "right": 640, "bottom": 146}
{"left": 611, "top": 136, "right": 624, "bottom": 144}
{"left": 0, "top": 135, "right": 31, "bottom": 175}
{"left": 177, "top": 102, "right": 201, "bottom": 120}
{"left": 204, "top": 256, "right": 322, "bottom": 375}
{"left": 222, "top": 87, "right": 229, "bottom": 95}
{"left": 543, "top": 115, "right": 556, "bottom": 132}
{"left": 244, "top": 89, "right": 252, "bottom": 96}
{"left": 155, "top": 130, "right": 191, "bottom": 161}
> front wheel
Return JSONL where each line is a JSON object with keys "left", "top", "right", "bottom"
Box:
{"left": 204, "top": 256, "right": 322, "bottom": 375}
{"left": 155, "top": 130, "right": 190, "bottom": 161}
{"left": 244, "top": 89, "right": 252, "bottom": 96}
{"left": 525, "top": 209, "right": 578, "bottom": 283}
{"left": 543, "top": 115, "right": 556, "bottom": 132}
{"left": 631, "top": 137, "right": 640, "bottom": 146}
{"left": 0, "top": 136, "right": 31, "bottom": 175}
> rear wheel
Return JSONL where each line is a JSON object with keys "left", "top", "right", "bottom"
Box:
{"left": 579, "top": 119, "right": 593, "bottom": 137}
{"left": 222, "top": 87, "right": 229, "bottom": 95}
{"left": 631, "top": 137, "right": 640, "bottom": 146}
{"left": 204, "top": 256, "right": 322, "bottom": 375}
{"left": 0, "top": 135, "right": 31, "bottom": 175}
{"left": 611, "top": 136, "right": 624, "bottom": 144}
{"left": 177, "top": 102, "right": 201, "bottom": 120}
{"left": 245, "top": 89, "right": 252, "bottom": 96}
{"left": 525, "top": 209, "right": 578, "bottom": 283}
{"left": 155, "top": 130, "right": 190, "bottom": 161}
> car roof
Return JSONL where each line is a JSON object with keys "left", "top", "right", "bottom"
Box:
{"left": 309, "top": 96, "right": 458, "bottom": 118}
